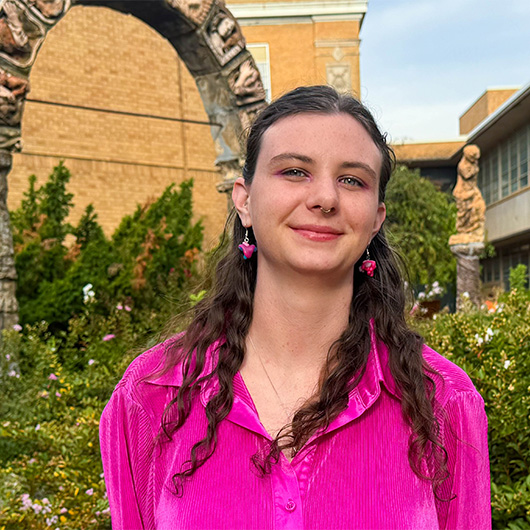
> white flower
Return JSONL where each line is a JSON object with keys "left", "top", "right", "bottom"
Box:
{"left": 7, "top": 370, "right": 17, "bottom": 377}
{"left": 88, "top": 359, "right": 95, "bottom": 366}
{"left": 462, "top": 292, "right": 470, "bottom": 299}
{"left": 432, "top": 281, "right": 439, "bottom": 288}
{"left": 418, "top": 292, "right": 425, "bottom": 300}
{"left": 35, "top": 424, "right": 41, "bottom": 431}
{"left": 474, "top": 334, "right": 483, "bottom": 345}
{"left": 485, "top": 328, "right": 494, "bottom": 341}
{"left": 83, "top": 283, "right": 95, "bottom": 303}
{"left": 504, "top": 360, "right": 511, "bottom": 369}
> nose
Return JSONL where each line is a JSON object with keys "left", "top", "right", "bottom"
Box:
{"left": 307, "top": 174, "right": 339, "bottom": 214}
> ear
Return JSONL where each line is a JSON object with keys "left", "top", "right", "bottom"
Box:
{"left": 371, "top": 202, "right": 386, "bottom": 240}
{"left": 232, "top": 177, "right": 252, "bottom": 227}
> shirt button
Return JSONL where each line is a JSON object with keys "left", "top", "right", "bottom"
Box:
{"left": 285, "top": 499, "right": 296, "bottom": 512}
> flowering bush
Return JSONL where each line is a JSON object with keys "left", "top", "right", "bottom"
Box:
{"left": 415, "top": 266, "right": 530, "bottom": 529}
{"left": 10, "top": 164, "right": 203, "bottom": 330}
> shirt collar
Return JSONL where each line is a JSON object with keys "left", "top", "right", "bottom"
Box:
{"left": 146, "top": 324, "right": 400, "bottom": 437}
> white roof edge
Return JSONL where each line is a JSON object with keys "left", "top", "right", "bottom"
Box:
{"left": 228, "top": 0, "right": 368, "bottom": 19}
{"left": 467, "top": 81, "right": 530, "bottom": 141}
{"left": 391, "top": 136, "right": 467, "bottom": 146}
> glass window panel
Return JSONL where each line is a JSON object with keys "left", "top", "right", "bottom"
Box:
{"left": 247, "top": 44, "right": 271, "bottom": 102}
{"left": 491, "top": 154, "right": 499, "bottom": 203}
{"left": 501, "top": 147, "right": 510, "bottom": 198}
{"left": 510, "top": 138, "right": 518, "bottom": 193}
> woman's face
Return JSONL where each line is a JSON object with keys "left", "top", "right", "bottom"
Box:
{"left": 233, "top": 112, "right": 386, "bottom": 281}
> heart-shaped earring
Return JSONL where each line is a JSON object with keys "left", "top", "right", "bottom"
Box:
{"left": 238, "top": 228, "right": 257, "bottom": 260}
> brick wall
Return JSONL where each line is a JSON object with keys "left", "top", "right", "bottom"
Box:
{"left": 9, "top": 5, "right": 227, "bottom": 247}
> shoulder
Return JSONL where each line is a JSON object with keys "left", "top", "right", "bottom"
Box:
{"left": 106, "top": 336, "right": 185, "bottom": 425}
{"left": 421, "top": 344, "right": 484, "bottom": 408}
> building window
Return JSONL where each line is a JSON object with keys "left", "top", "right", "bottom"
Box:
{"left": 480, "top": 123, "right": 530, "bottom": 205}
{"left": 247, "top": 43, "right": 271, "bottom": 102}
{"left": 482, "top": 243, "right": 530, "bottom": 290}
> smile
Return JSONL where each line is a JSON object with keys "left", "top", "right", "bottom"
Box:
{"left": 291, "top": 225, "right": 343, "bottom": 242}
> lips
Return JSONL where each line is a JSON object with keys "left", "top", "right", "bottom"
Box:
{"left": 291, "top": 224, "right": 343, "bottom": 241}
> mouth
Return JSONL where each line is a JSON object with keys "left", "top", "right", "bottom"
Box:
{"left": 290, "top": 224, "right": 343, "bottom": 241}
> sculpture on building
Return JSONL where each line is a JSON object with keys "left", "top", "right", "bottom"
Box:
{"left": 205, "top": 5, "right": 244, "bottom": 65}
{"left": 0, "top": 0, "right": 45, "bottom": 67}
{"left": 449, "top": 144, "right": 486, "bottom": 245}
{"left": 165, "top": 0, "right": 212, "bottom": 25}
{"left": 0, "top": 69, "right": 29, "bottom": 126}
{"left": 29, "top": 0, "right": 68, "bottom": 19}
{"left": 229, "top": 59, "right": 265, "bottom": 106}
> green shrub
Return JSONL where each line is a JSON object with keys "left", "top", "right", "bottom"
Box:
{"left": 10, "top": 164, "right": 203, "bottom": 330}
{"left": 386, "top": 166, "right": 456, "bottom": 287}
{"left": 416, "top": 267, "right": 530, "bottom": 529}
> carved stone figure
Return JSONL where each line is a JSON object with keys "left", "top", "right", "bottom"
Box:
{"left": 29, "top": 0, "right": 67, "bottom": 19}
{"left": 0, "top": 1, "right": 29, "bottom": 55}
{"left": 0, "top": 1, "right": 45, "bottom": 67}
{"left": 165, "top": 0, "right": 212, "bottom": 25}
{"left": 229, "top": 59, "right": 265, "bottom": 106}
{"left": 0, "top": 69, "right": 29, "bottom": 126}
{"left": 449, "top": 145, "right": 486, "bottom": 246}
{"left": 206, "top": 6, "right": 244, "bottom": 65}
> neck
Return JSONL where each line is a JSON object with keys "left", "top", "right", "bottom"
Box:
{"left": 247, "top": 262, "right": 353, "bottom": 372}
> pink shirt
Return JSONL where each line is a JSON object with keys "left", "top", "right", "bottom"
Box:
{"left": 100, "top": 335, "right": 491, "bottom": 530}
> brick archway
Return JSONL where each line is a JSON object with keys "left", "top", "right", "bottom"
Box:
{"left": 0, "top": 0, "right": 267, "bottom": 327}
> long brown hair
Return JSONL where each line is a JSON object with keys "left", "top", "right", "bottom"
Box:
{"left": 157, "top": 85, "right": 448, "bottom": 496}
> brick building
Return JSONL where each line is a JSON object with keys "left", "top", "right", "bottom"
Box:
{"left": 8, "top": 1, "right": 367, "bottom": 247}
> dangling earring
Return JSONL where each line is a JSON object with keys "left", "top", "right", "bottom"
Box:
{"left": 238, "top": 228, "right": 257, "bottom": 260}
{"left": 359, "top": 246, "right": 376, "bottom": 277}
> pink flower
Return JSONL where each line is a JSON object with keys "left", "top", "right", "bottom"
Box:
{"left": 88, "top": 359, "right": 95, "bottom": 365}
{"left": 102, "top": 334, "right": 115, "bottom": 342}
{"left": 116, "top": 304, "right": 123, "bottom": 310}
{"left": 60, "top": 508, "right": 68, "bottom": 514}
{"left": 86, "top": 488, "right": 94, "bottom": 496}
{"left": 124, "top": 305, "right": 131, "bottom": 312}
{"left": 35, "top": 424, "right": 41, "bottom": 431}
{"left": 48, "top": 373, "right": 58, "bottom": 381}
{"left": 13, "top": 324, "right": 22, "bottom": 331}
{"left": 55, "top": 392, "right": 61, "bottom": 398}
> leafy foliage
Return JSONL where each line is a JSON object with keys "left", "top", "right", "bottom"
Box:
{"left": 415, "top": 266, "right": 530, "bottom": 529}
{"left": 10, "top": 164, "right": 203, "bottom": 330}
{"left": 385, "top": 166, "right": 456, "bottom": 287}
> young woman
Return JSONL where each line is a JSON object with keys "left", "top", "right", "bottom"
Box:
{"left": 100, "top": 86, "right": 491, "bottom": 530}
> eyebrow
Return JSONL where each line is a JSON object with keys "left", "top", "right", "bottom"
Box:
{"left": 269, "top": 152, "right": 378, "bottom": 180}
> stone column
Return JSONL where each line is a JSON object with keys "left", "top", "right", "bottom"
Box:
{"left": 450, "top": 242, "right": 484, "bottom": 311}
{"left": 0, "top": 150, "right": 18, "bottom": 330}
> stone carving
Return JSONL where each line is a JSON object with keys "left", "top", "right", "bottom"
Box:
{"left": 0, "top": 68, "right": 29, "bottom": 126}
{"left": 165, "top": 0, "right": 213, "bottom": 25}
{"left": 238, "top": 105, "right": 264, "bottom": 132}
{"left": 29, "top": 0, "right": 67, "bottom": 20}
{"left": 229, "top": 59, "right": 265, "bottom": 106}
{"left": 449, "top": 145, "right": 486, "bottom": 246}
{"left": 326, "top": 64, "right": 351, "bottom": 93}
{"left": 205, "top": 4, "right": 244, "bottom": 66}
{"left": 0, "top": 0, "right": 45, "bottom": 67}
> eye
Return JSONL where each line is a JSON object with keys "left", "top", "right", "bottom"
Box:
{"left": 281, "top": 168, "right": 308, "bottom": 178}
{"left": 339, "top": 176, "right": 363, "bottom": 187}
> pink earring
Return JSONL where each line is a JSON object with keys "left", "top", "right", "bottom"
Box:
{"left": 359, "top": 247, "right": 376, "bottom": 277}
{"left": 238, "top": 229, "right": 257, "bottom": 260}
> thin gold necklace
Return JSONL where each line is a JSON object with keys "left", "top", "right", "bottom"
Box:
{"left": 247, "top": 334, "right": 292, "bottom": 422}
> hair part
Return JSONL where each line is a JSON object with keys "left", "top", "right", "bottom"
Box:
{"left": 156, "top": 85, "right": 449, "bottom": 498}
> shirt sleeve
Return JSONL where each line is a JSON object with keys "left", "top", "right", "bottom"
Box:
{"left": 100, "top": 384, "right": 155, "bottom": 530}
{"left": 435, "top": 390, "right": 491, "bottom": 530}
